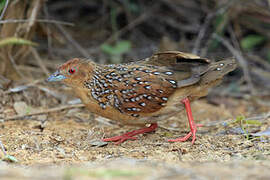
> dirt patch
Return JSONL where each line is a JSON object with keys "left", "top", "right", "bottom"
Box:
{"left": 1, "top": 90, "right": 270, "bottom": 179}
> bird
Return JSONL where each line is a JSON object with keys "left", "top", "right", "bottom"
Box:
{"left": 47, "top": 51, "right": 237, "bottom": 145}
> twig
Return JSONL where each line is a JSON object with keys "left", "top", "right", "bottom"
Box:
{"left": 27, "top": 0, "right": 41, "bottom": 32}
{"left": 0, "top": 0, "right": 9, "bottom": 21}
{"left": 0, "top": 74, "right": 11, "bottom": 89}
{"left": 0, "top": 139, "right": 7, "bottom": 156}
{"left": 36, "top": 85, "right": 68, "bottom": 102}
{"left": 213, "top": 34, "right": 256, "bottom": 95}
{"left": 159, "top": 125, "right": 179, "bottom": 132}
{"left": 8, "top": 52, "right": 24, "bottom": 79}
{"left": 28, "top": 58, "right": 63, "bottom": 69}
{"left": 156, "top": 15, "right": 199, "bottom": 33}
{"left": 56, "top": 24, "right": 93, "bottom": 58}
{"left": 0, "top": 19, "right": 74, "bottom": 26}
{"left": 17, "top": 65, "right": 45, "bottom": 73}
{"left": 3, "top": 104, "right": 85, "bottom": 121}
{"left": 101, "top": 5, "right": 158, "bottom": 45}
{"left": 94, "top": 116, "right": 114, "bottom": 126}
{"left": 228, "top": 25, "right": 241, "bottom": 51}
{"left": 43, "top": 4, "right": 53, "bottom": 58}
{"left": 159, "top": 0, "right": 197, "bottom": 21}
{"left": 256, "top": 98, "right": 270, "bottom": 107}
{"left": 247, "top": 54, "right": 270, "bottom": 70}
{"left": 249, "top": 111, "right": 270, "bottom": 121}
{"left": 192, "top": 13, "right": 214, "bottom": 54}
{"left": 30, "top": 47, "right": 50, "bottom": 76}
{"left": 204, "top": 111, "right": 270, "bottom": 127}
{"left": 199, "top": 0, "right": 237, "bottom": 57}
{"left": 4, "top": 79, "right": 45, "bottom": 94}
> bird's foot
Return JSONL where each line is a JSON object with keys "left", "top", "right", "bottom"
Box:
{"left": 168, "top": 97, "right": 203, "bottom": 145}
{"left": 102, "top": 123, "right": 158, "bottom": 145}
{"left": 168, "top": 123, "right": 203, "bottom": 144}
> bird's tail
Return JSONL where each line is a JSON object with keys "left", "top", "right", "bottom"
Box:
{"left": 199, "top": 58, "right": 237, "bottom": 84}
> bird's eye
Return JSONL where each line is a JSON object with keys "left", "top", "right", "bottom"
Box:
{"left": 68, "top": 68, "right": 76, "bottom": 74}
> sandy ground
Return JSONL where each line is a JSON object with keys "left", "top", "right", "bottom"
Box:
{"left": 1, "top": 87, "right": 270, "bottom": 179}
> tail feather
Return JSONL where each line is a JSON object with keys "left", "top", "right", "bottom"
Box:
{"left": 199, "top": 58, "right": 237, "bottom": 84}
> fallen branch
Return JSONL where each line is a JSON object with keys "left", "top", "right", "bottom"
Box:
{"left": 3, "top": 104, "right": 85, "bottom": 121}
{"left": 0, "top": 19, "right": 74, "bottom": 26}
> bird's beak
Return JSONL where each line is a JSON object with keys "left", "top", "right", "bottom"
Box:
{"left": 47, "top": 70, "right": 67, "bottom": 82}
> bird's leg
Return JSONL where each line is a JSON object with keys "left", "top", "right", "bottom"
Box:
{"left": 103, "top": 123, "right": 158, "bottom": 145}
{"left": 168, "top": 97, "right": 203, "bottom": 144}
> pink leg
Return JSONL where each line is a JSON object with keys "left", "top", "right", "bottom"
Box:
{"left": 103, "top": 123, "right": 158, "bottom": 145}
{"left": 168, "top": 97, "right": 203, "bottom": 144}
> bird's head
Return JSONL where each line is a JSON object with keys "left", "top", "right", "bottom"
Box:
{"left": 47, "top": 58, "right": 93, "bottom": 87}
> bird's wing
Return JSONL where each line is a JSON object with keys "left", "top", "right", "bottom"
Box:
{"left": 140, "top": 51, "right": 212, "bottom": 87}
{"left": 88, "top": 64, "right": 177, "bottom": 116}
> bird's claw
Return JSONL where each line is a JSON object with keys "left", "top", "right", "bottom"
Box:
{"left": 102, "top": 123, "right": 158, "bottom": 145}
{"left": 103, "top": 135, "right": 137, "bottom": 145}
{"left": 168, "top": 123, "right": 203, "bottom": 144}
